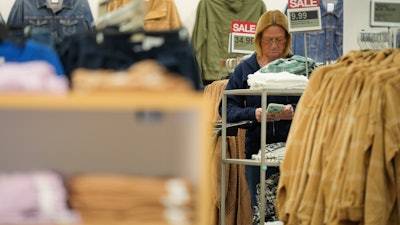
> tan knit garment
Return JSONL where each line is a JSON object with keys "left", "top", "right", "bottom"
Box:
{"left": 203, "top": 80, "right": 252, "bottom": 225}
{"left": 71, "top": 60, "right": 193, "bottom": 93}
{"left": 276, "top": 49, "right": 400, "bottom": 225}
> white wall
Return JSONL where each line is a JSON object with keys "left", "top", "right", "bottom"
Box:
{"left": 0, "top": 1, "right": 14, "bottom": 20}
{"left": 343, "top": 0, "right": 389, "bottom": 53}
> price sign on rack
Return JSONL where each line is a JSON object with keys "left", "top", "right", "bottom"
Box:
{"left": 228, "top": 21, "right": 257, "bottom": 54}
{"left": 370, "top": 0, "right": 400, "bottom": 27}
{"left": 287, "top": 0, "right": 322, "bottom": 32}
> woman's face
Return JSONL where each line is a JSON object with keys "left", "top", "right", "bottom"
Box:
{"left": 260, "top": 25, "right": 287, "bottom": 61}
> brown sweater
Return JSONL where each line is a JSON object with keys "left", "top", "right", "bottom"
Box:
{"left": 203, "top": 80, "right": 252, "bottom": 225}
{"left": 107, "top": 0, "right": 182, "bottom": 31}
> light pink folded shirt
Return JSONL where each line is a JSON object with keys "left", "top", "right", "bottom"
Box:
{"left": 0, "top": 61, "right": 69, "bottom": 94}
{"left": 0, "top": 170, "right": 80, "bottom": 224}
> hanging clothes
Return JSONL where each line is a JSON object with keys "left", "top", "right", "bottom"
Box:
{"left": 7, "top": 0, "right": 95, "bottom": 44}
{"left": 287, "top": 0, "right": 343, "bottom": 64}
{"left": 276, "top": 49, "right": 400, "bottom": 225}
{"left": 106, "top": 0, "right": 183, "bottom": 31}
{"left": 106, "top": 0, "right": 132, "bottom": 11}
{"left": 191, "top": 0, "right": 266, "bottom": 85}
{"left": 56, "top": 28, "right": 201, "bottom": 90}
{"left": 0, "top": 37, "right": 65, "bottom": 76}
{"left": 203, "top": 79, "right": 253, "bottom": 225}
{"left": 143, "top": 0, "right": 182, "bottom": 31}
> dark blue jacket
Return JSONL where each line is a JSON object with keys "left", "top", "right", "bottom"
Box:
{"left": 218, "top": 53, "right": 300, "bottom": 157}
{"left": 7, "top": 0, "right": 95, "bottom": 44}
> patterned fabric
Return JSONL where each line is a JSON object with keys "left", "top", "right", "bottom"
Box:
{"left": 259, "top": 55, "right": 319, "bottom": 76}
{"left": 252, "top": 142, "right": 286, "bottom": 163}
{"left": 253, "top": 172, "right": 280, "bottom": 224}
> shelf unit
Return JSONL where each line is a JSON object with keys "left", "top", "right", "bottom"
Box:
{"left": 0, "top": 91, "right": 212, "bottom": 225}
{"left": 220, "top": 88, "right": 304, "bottom": 225}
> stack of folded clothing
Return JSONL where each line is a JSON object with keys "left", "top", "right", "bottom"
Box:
{"left": 67, "top": 173, "right": 194, "bottom": 224}
{"left": 259, "top": 55, "right": 319, "bottom": 76}
{"left": 0, "top": 170, "right": 80, "bottom": 224}
{"left": 252, "top": 142, "right": 286, "bottom": 163}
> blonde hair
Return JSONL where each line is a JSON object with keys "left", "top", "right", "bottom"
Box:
{"left": 254, "top": 10, "right": 292, "bottom": 57}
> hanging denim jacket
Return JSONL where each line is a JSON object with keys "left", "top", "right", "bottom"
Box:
{"left": 287, "top": 0, "right": 343, "bottom": 64}
{"left": 7, "top": 0, "right": 95, "bottom": 44}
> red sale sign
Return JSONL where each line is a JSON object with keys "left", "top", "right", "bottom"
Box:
{"left": 231, "top": 21, "right": 257, "bottom": 34}
{"left": 288, "top": 0, "right": 320, "bottom": 9}
{"left": 229, "top": 21, "right": 257, "bottom": 53}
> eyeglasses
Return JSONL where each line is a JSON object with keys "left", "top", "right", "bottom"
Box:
{"left": 261, "top": 37, "right": 287, "bottom": 45}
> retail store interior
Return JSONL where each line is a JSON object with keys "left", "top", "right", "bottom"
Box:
{"left": 0, "top": 0, "right": 399, "bottom": 225}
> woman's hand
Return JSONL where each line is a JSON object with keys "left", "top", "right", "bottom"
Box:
{"left": 276, "top": 104, "right": 294, "bottom": 120}
{"left": 255, "top": 104, "right": 294, "bottom": 122}
{"left": 255, "top": 107, "right": 276, "bottom": 122}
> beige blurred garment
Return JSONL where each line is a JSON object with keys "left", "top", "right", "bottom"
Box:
{"left": 71, "top": 60, "right": 193, "bottom": 93}
{"left": 276, "top": 49, "right": 400, "bottom": 225}
{"left": 67, "top": 174, "right": 194, "bottom": 224}
{"left": 106, "top": 0, "right": 182, "bottom": 31}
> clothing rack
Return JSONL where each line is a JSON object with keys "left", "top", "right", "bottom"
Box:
{"left": 220, "top": 87, "right": 304, "bottom": 225}
{"left": 358, "top": 30, "right": 391, "bottom": 50}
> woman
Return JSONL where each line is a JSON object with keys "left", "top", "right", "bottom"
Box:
{"left": 219, "top": 10, "right": 300, "bottom": 222}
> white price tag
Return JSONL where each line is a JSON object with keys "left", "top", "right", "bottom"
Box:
{"left": 287, "top": 0, "right": 322, "bottom": 32}
{"left": 287, "top": 7, "right": 322, "bottom": 32}
{"left": 327, "top": 2, "right": 335, "bottom": 12}
{"left": 370, "top": 0, "right": 400, "bottom": 27}
{"left": 229, "top": 33, "right": 255, "bottom": 54}
{"left": 229, "top": 21, "right": 257, "bottom": 54}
